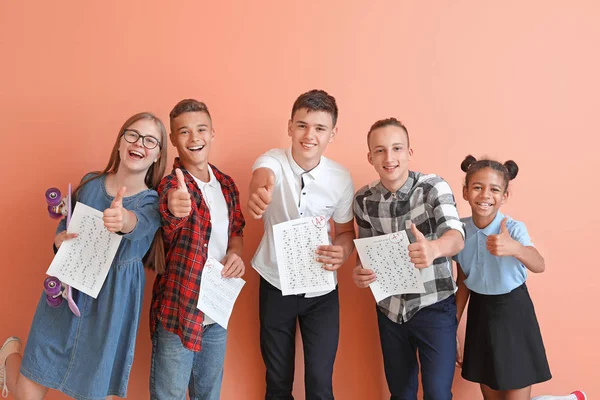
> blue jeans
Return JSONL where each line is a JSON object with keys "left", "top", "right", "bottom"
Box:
{"left": 377, "top": 295, "right": 458, "bottom": 400}
{"left": 150, "top": 322, "right": 227, "bottom": 400}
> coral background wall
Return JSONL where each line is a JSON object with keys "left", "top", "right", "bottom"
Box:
{"left": 1, "top": 1, "right": 598, "bottom": 399}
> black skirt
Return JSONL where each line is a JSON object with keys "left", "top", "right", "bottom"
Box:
{"left": 462, "top": 283, "right": 552, "bottom": 390}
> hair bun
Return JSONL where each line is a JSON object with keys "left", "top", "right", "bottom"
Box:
{"left": 503, "top": 160, "right": 519, "bottom": 180}
{"left": 460, "top": 155, "right": 477, "bottom": 172}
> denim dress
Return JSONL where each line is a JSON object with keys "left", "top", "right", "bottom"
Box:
{"left": 21, "top": 174, "right": 160, "bottom": 400}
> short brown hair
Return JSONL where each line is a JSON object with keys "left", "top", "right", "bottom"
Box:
{"left": 169, "top": 99, "right": 212, "bottom": 122}
{"left": 367, "top": 117, "right": 410, "bottom": 149}
{"left": 291, "top": 89, "right": 338, "bottom": 127}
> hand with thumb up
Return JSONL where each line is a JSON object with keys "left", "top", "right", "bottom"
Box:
{"left": 408, "top": 223, "right": 436, "bottom": 268}
{"left": 104, "top": 186, "right": 130, "bottom": 233}
{"left": 247, "top": 168, "right": 275, "bottom": 219}
{"left": 486, "top": 218, "right": 519, "bottom": 256}
{"left": 168, "top": 168, "right": 192, "bottom": 218}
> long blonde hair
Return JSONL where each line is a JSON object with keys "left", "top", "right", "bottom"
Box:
{"left": 72, "top": 112, "right": 168, "bottom": 273}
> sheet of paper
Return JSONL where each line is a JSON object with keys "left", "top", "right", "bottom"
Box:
{"left": 354, "top": 230, "right": 425, "bottom": 303}
{"left": 46, "top": 202, "right": 123, "bottom": 298}
{"left": 197, "top": 257, "right": 246, "bottom": 329}
{"left": 273, "top": 215, "right": 334, "bottom": 296}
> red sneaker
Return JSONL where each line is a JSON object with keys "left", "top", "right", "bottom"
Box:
{"left": 571, "top": 391, "right": 587, "bottom": 400}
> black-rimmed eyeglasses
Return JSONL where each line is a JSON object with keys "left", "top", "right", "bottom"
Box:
{"left": 122, "top": 129, "right": 161, "bottom": 149}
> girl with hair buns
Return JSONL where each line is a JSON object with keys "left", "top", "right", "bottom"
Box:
{"left": 454, "top": 155, "right": 552, "bottom": 400}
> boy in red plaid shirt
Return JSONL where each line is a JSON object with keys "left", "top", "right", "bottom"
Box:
{"left": 149, "top": 99, "right": 245, "bottom": 400}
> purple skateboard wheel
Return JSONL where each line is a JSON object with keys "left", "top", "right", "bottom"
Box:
{"left": 47, "top": 205, "right": 63, "bottom": 219}
{"left": 45, "top": 188, "right": 62, "bottom": 207}
{"left": 46, "top": 294, "right": 63, "bottom": 308}
{"left": 43, "top": 276, "right": 62, "bottom": 297}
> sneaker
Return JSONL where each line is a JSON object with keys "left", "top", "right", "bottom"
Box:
{"left": 531, "top": 390, "right": 587, "bottom": 400}
{"left": 572, "top": 391, "right": 588, "bottom": 400}
{"left": 0, "top": 337, "right": 21, "bottom": 398}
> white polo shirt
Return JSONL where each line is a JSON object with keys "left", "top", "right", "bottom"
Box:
{"left": 191, "top": 165, "right": 229, "bottom": 324}
{"left": 251, "top": 148, "right": 354, "bottom": 297}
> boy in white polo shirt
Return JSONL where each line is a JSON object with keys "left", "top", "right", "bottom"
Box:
{"left": 247, "top": 89, "right": 355, "bottom": 399}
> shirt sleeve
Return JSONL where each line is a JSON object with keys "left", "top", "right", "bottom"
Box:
{"left": 426, "top": 178, "right": 465, "bottom": 239}
{"left": 353, "top": 194, "right": 373, "bottom": 239}
{"left": 333, "top": 178, "right": 355, "bottom": 224}
{"left": 228, "top": 181, "right": 246, "bottom": 238}
{"left": 252, "top": 151, "right": 283, "bottom": 185}
{"left": 122, "top": 190, "right": 161, "bottom": 241}
{"left": 508, "top": 220, "right": 534, "bottom": 247}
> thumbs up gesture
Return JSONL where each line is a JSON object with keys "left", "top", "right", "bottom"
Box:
{"left": 248, "top": 169, "right": 275, "bottom": 219}
{"left": 487, "top": 218, "right": 519, "bottom": 256}
{"left": 168, "top": 168, "right": 192, "bottom": 218}
{"left": 408, "top": 223, "right": 436, "bottom": 268}
{"left": 103, "top": 186, "right": 128, "bottom": 232}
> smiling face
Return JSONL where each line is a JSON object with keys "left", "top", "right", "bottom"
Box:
{"left": 463, "top": 167, "right": 509, "bottom": 227}
{"left": 170, "top": 111, "right": 214, "bottom": 174}
{"left": 288, "top": 108, "right": 337, "bottom": 170}
{"left": 367, "top": 124, "right": 413, "bottom": 192}
{"left": 117, "top": 118, "right": 162, "bottom": 175}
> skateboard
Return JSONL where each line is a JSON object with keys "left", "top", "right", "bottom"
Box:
{"left": 43, "top": 184, "right": 81, "bottom": 317}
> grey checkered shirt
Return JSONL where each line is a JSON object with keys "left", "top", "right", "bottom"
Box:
{"left": 354, "top": 171, "right": 464, "bottom": 324}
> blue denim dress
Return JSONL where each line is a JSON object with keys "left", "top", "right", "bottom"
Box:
{"left": 21, "top": 174, "right": 160, "bottom": 400}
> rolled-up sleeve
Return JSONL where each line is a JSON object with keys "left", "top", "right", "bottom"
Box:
{"left": 353, "top": 194, "right": 373, "bottom": 239}
{"left": 427, "top": 179, "right": 465, "bottom": 239}
{"left": 228, "top": 181, "right": 245, "bottom": 238}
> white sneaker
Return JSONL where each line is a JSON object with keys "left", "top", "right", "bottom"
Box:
{"left": 0, "top": 337, "right": 22, "bottom": 398}
{"left": 532, "top": 390, "right": 587, "bottom": 400}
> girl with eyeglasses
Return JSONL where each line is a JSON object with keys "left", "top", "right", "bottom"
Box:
{"left": 0, "top": 112, "right": 167, "bottom": 400}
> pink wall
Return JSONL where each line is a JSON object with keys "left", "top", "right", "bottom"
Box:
{"left": 1, "top": 1, "right": 598, "bottom": 398}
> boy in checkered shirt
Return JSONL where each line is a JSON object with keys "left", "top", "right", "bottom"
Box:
{"left": 149, "top": 99, "right": 245, "bottom": 400}
{"left": 352, "top": 118, "right": 464, "bottom": 400}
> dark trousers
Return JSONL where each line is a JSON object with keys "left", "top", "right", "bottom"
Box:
{"left": 377, "top": 295, "right": 458, "bottom": 400}
{"left": 259, "top": 277, "right": 339, "bottom": 400}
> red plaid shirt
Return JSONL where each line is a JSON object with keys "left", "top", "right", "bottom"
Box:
{"left": 150, "top": 159, "right": 245, "bottom": 351}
